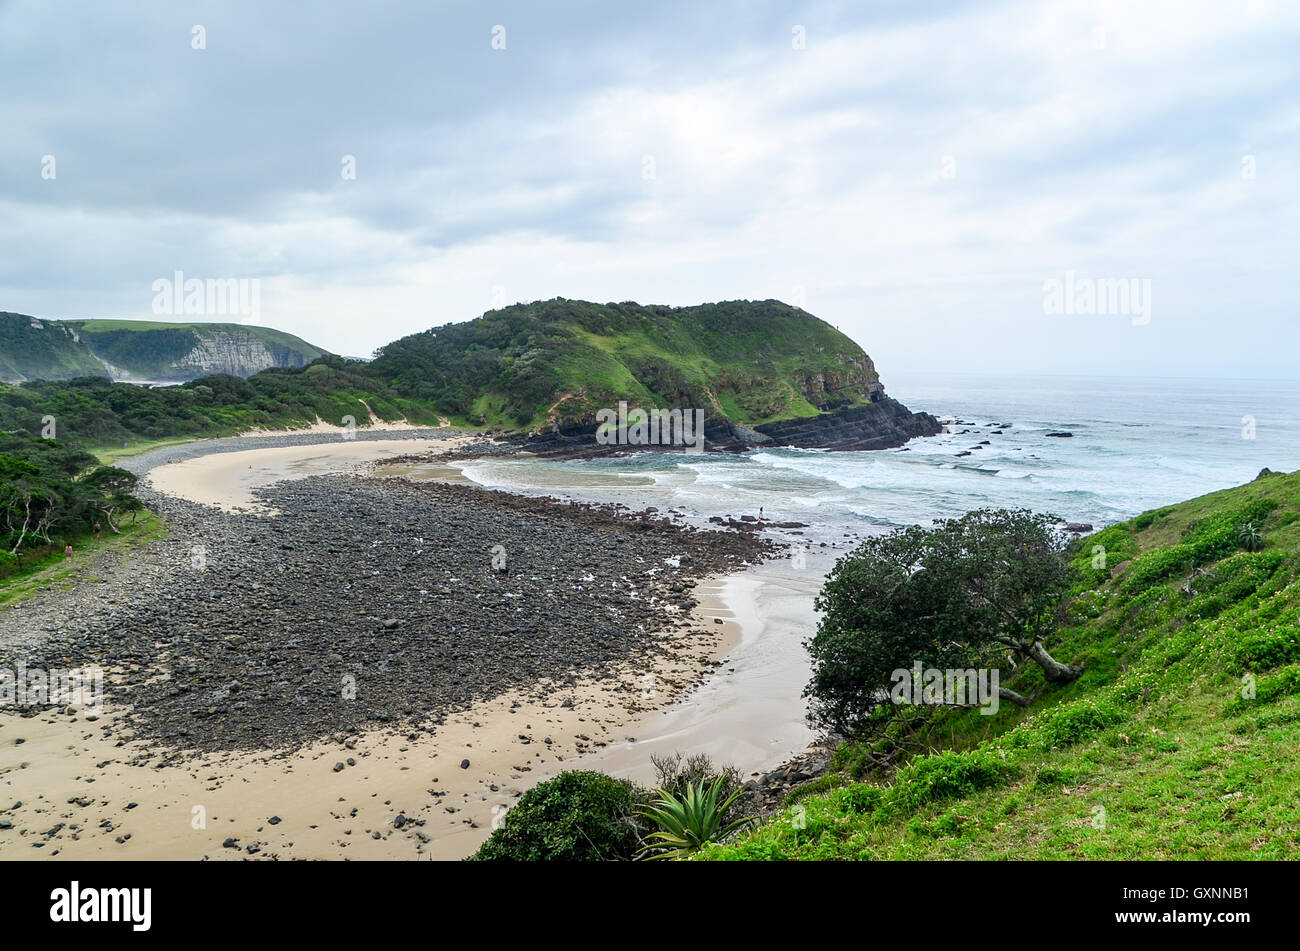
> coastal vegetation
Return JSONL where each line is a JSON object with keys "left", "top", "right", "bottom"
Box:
{"left": 471, "top": 753, "right": 750, "bottom": 861}
{"left": 0, "top": 312, "right": 325, "bottom": 383}
{"left": 635, "top": 777, "right": 755, "bottom": 859}
{"left": 468, "top": 771, "right": 649, "bottom": 862}
{"left": 0, "top": 434, "right": 144, "bottom": 580}
{"left": 0, "top": 300, "right": 893, "bottom": 451}
{"left": 805, "top": 508, "right": 1080, "bottom": 738}
{"left": 370, "top": 298, "right": 884, "bottom": 430}
{"left": 0, "top": 358, "right": 437, "bottom": 448}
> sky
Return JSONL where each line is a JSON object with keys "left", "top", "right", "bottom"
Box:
{"left": 1, "top": 0, "right": 1297, "bottom": 380}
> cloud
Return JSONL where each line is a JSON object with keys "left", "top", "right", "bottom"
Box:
{"left": 0, "top": 0, "right": 1296, "bottom": 377}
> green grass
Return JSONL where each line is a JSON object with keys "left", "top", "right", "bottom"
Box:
{"left": 701, "top": 469, "right": 1300, "bottom": 860}
{"left": 0, "top": 510, "right": 167, "bottom": 608}
{"left": 93, "top": 434, "right": 204, "bottom": 465}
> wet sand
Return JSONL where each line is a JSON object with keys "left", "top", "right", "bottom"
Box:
{"left": 0, "top": 625, "right": 740, "bottom": 860}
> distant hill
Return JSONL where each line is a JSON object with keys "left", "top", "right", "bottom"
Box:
{"left": 0, "top": 313, "right": 327, "bottom": 383}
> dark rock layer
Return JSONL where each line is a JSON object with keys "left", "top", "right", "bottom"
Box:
{"left": 522, "top": 397, "right": 941, "bottom": 458}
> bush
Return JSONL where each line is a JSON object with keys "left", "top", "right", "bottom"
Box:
{"left": 1120, "top": 500, "right": 1281, "bottom": 593}
{"left": 469, "top": 771, "right": 648, "bottom": 861}
{"left": 838, "top": 783, "right": 884, "bottom": 814}
{"left": 882, "top": 750, "right": 1013, "bottom": 816}
{"left": 1133, "top": 506, "right": 1175, "bottom": 531}
{"left": 650, "top": 751, "right": 745, "bottom": 825}
{"left": 1234, "top": 628, "right": 1300, "bottom": 672}
{"left": 1005, "top": 697, "right": 1127, "bottom": 750}
{"left": 1227, "top": 664, "right": 1300, "bottom": 713}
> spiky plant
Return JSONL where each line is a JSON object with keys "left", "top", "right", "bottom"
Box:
{"left": 635, "top": 776, "right": 755, "bottom": 860}
{"left": 1235, "top": 521, "right": 1265, "bottom": 552}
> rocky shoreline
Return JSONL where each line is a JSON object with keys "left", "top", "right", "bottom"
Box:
{"left": 0, "top": 467, "right": 777, "bottom": 759}
{"left": 514, "top": 398, "right": 943, "bottom": 459}
{"left": 740, "top": 742, "right": 836, "bottom": 816}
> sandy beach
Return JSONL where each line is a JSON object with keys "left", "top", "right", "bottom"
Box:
{"left": 145, "top": 434, "right": 482, "bottom": 514}
{"left": 1, "top": 433, "right": 820, "bottom": 860}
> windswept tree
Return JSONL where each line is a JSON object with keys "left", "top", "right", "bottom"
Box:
{"left": 805, "top": 508, "right": 1082, "bottom": 737}
{"left": 77, "top": 464, "right": 144, "bottom": 531}
{"left": 0, "top": 435, "right": 143, "bottom": 561}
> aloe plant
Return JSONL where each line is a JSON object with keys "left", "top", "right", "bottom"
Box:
{"left": 636, "top": 776, "right": 755, "bottom": 860}
{"left": 1235, "top": 521, "right": 1265, "bottom": 552}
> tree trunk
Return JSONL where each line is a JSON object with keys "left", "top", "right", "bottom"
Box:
{"left": 998, "top": 686, "right": 1032, "bottom": 707}
{"left": 9, "top": 499, "right": 31, "bottom": 555}
{"left": 994, "top": 635, "right": 1083, "bottom": 684}
{"left": 1024, "top": 639, "right": 1083, "bottom": 683}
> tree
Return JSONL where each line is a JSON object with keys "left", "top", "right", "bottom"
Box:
{"left": 0, "top": 436, "right": 143, "bottom": 556}
{"left": 804, "top": 508, "right": 1081, "bottom": 738}
{"left": 469, "top": 771, "right": 649, "bottom": 862}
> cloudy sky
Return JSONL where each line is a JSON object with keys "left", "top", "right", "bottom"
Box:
{"left": 2, "top": 0, "right": 1297, "bottom": 380}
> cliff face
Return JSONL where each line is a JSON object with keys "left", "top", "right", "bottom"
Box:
{"left": 170, "top": 326, "right": 316, "bottom": 379}
{"left": 0, "top": 313, "right": 325, "bottom": 382}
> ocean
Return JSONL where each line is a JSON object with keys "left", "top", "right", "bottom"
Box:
{"left": 433, "top": 373, "right": 1300, "bottom": 541}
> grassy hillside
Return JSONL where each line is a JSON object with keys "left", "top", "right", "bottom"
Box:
{"left": 0, "top": 313, "right": 326, "bottom": 382}
{"left": 703, "top": 469, "right": 1300, "bottom": 860}
{"left": 371, "top": 299, "right": 882, "bottom": 429}
{"left": 0, "top": 313, "right": 106, "bottom": 381}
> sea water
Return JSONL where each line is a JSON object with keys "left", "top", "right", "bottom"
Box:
{"left": 439, "top": 373, "right": 1300, "bottom": 541}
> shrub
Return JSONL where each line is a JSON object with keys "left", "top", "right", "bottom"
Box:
{"left": 469, "top": 771, "right": 648, "bottom": 861}
{"left": 838, "top": 783, "right": 885, "bottom": 814}
{"left": 650, "top": 751, "right": 746, "bottom": 826}
{"left": 636, "top": 777, "right": 755, "bottom": 860}
{"left": 1120, "top": 500, "right": 1280, "bottom": 593}
{"left": 882, "top": 749, "right": 1013, "bottom": 816}
{"left": 1032, "top": 765, "right": 1080, "bottom": 789}
{"left": 1073, "top": 524, "right": 1138, "bottom": 586}
{"left": 1005, "top": 697, "right": 1127, "bottom": 750}
{"left": 1133, "top": 506, "right": 1175, "bottom": 531}
{"left": 1226, "top": 664, "right": 1300, "bottom": 714}
{"left": 1235, "top": 522, "right": 1265, "bottom": 552}
{"left": 1234, "top": 628, "right": 1300, "bottom": 672}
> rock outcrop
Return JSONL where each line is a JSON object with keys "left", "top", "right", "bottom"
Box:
{"left": 523, "top": 396, "right": 941, "bottom": 457}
